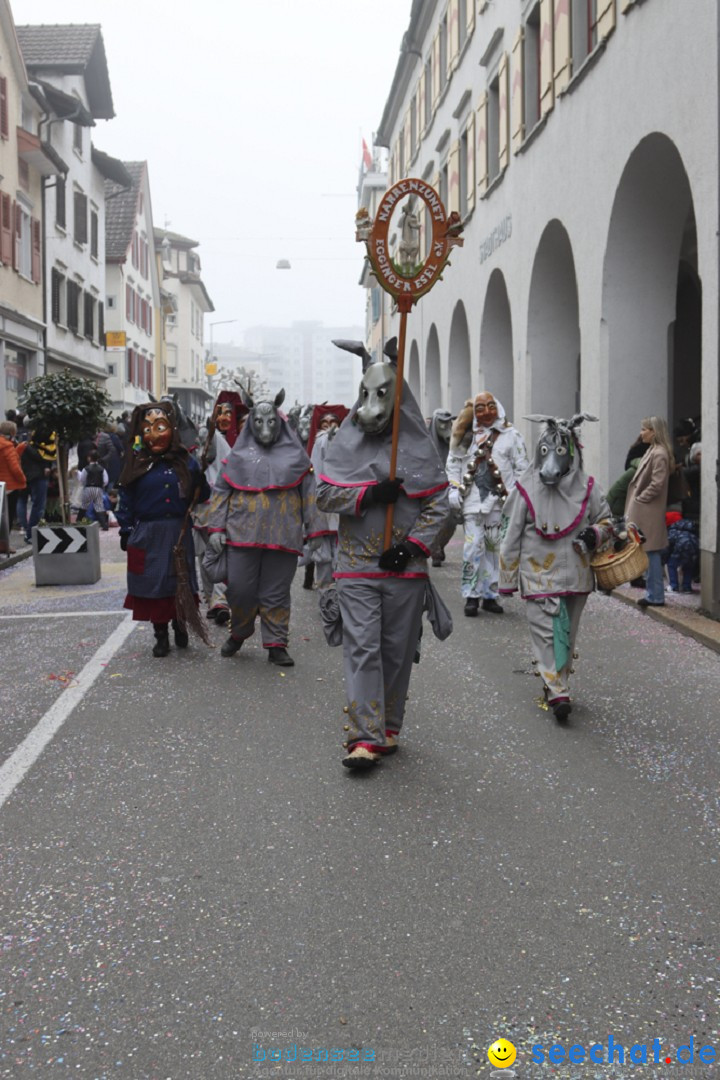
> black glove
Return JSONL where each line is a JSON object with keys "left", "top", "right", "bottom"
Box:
{"left": 378, "top": 540, "right": 425, "bottom": 572}
{"left": 576, "top": 527, "right": 598, "bottom": 551}
{"left": 120, "top": 533, "right": 129, "bottom": 552}
{"left": 366, "top": 477, "right": 404, "bottom": 505}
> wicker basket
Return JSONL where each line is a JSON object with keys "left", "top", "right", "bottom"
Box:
{"left": 590, "top": 527, "right": 648, "bottom": 590}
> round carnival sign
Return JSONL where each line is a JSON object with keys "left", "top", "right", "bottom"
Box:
{"left": 356, "top": 179, "right": 461, "bottom": 304}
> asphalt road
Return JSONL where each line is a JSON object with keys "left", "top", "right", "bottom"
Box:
{"left": 1, "top": 532, "right": 719, "bottom": 1079}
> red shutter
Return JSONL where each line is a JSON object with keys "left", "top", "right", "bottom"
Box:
{"left": 129, "top": 349, "right": 136, "bottom": 385}
{"left": 126, "top": 283, "right": 132, "bottom": 320}
{"left": 0, "top": 193, "right": 12, "bottom": 265}
{"left": 148, "top": 305, "right": 152, "bottom": 336}
{"left": 146, "top": 358, "right": 153, "bottom": 392}
{"left": 12, "top": 201, "right": 20, "bottom": 271}
{"left": 0, "top": 77, "right": 9, "bottom": 140}
{"left": 137, "top": 354, "right": 145, "bottom": 389}
{"left": 31, "top": 218, "right": 41, "bottom": 283}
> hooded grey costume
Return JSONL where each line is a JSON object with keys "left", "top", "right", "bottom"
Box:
{"left": 498, "top": 413, "right": 614, "bottom": 720}
{"left": 206, "top": 397, "right": 317, "bottom": 661}
{"left": 316, "top": 340, "right": 449, "bottom": 767}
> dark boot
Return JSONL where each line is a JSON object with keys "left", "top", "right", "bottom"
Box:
{"left": 463, "top": 597, "right": 479, "bottom": 617}
{"left": 221, "top": 635, "right": 244, "bottom": 657}
{"left": 481, "top": 597, "right": 504, "bottom": 614}
{"left": 152, "top": 622, "right": 170, "bottom": 657}
{"left": 551, "top": 700, "right": 572, "bottom": 723}
{"left": 268, "top": 646, "right": 295, "bottom": 667}
{"left": 172, "top": 619, "right": 189, "bottom": 648}
{"left": 214, "top": 607, "right": 230, "bottom": 626}
{"left": 303, "top": 563, "right": 315, "bottom": 590}
{"left": 97, "top": 511, "right": 109, "bottom": 531}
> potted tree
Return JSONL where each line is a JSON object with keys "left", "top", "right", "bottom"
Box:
{"left": 18, "top": 371, "right": 112, "bottom": 585}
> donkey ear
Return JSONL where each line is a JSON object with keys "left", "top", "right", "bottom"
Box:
{"left": 524, "top": 414, "right": 555, "bottom": 424}
{"left": 274, "top": 388, "right": 286, "bottom": 409}
{"left": 569, "top": 412, "right": 599, "bottom": 427}
{"left": 241, "top": 388, "right": 254, "bottom": 410}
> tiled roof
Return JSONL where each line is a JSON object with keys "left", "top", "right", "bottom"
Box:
{"left": 105, "top": 162, "right": 145, "bottom": 261}
{"left": 16, "top": 24, "right": 101, "bottom": 67}
{"left": 15, "top": 24, "right": 114, "bottom": 119}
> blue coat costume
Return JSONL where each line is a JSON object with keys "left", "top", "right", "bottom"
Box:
{"left": 117, "top": 457, "right": 209, "bottom": 622}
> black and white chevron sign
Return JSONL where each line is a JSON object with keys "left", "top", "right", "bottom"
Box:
{"left": 36, "top": 526, "right": 88, "bottom": 555}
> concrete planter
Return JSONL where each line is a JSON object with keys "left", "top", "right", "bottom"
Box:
{"left": 32, "top": 522, "right": 102, "bottom": 586}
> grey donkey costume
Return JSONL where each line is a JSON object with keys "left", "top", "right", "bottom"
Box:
{"left": 316, "top": 340, "right": 449, "bottom": 769}
{"left": 499, "top": 413, "right": 614, "bottom": 721}
{"left": 206, "top": 390, "right": 317, "bottom": 666}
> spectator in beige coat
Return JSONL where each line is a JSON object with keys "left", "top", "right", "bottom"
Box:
{"left": 625, "top": 416, "right": 673, "bottom": 608}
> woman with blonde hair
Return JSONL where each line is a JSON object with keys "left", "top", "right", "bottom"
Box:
{"left": 625, "top": 416, "right": 674, "bottom": 608}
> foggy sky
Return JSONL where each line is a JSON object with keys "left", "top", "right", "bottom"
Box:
{"left": 10, "top": 0, "right": 411, "bottom": 344}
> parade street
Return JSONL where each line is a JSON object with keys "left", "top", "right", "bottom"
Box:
{"left": 1, "top": 533, "right": 719, "bottom": 1080}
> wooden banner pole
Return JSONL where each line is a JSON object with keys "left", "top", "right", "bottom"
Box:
{"left": 384, "top": 295, "right": 412, "bottom": 549}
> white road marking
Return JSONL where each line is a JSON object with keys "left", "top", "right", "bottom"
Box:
{"left": 0, "top": 615, "right": 136, "bottom": 810}
{"left": 0, "top": 610, "right": 126, "bottom": 620}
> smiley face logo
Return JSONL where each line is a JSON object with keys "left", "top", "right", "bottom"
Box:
{"left": 487, "top": 1039, "right": 517, "bottom": 1069}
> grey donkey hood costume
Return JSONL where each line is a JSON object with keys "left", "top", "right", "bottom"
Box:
{"left": 218, "top": 413, "right": 311, "bottom": 492}
{"left": 320, "top": 343, "right": 447, "bottom": 499}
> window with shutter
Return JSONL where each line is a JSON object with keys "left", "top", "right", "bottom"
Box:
{"left": 476, "top": 92, "right": 489, "bottom": 194}
{"left": 512, "top": 28, "right": 525, "bottom": 152}
{"left": 146, "top": 359, "right": 153, "bottom": 392}
{"left": 18, "top": 159, "right": 30, "bottom": 191}
{"left": 540, "top": 0, "right": 555, "bottom": 117}
{"left": 147, "top": 305, "right": 152, "bottom": 337}
{"left": 448, "top": 140, "right": 461, "bottom": 214}
{"left": 31, "top": 219, "right": 41, "bottom": 283}
{"left": 73, "top": 191, "right": 88, "bottom": 245}
{"left": 126, "top": 348, "right": 133, "bottom": 383}
{"left": 439, "top": 14, "right": 448, "bottom": 92}
{"left": 99, "top": 301, "right": 104, "bottom": 344}
{"left": 0, "top": 193, "right": 12, "bottom": 265}
{"left": 554, "top": 0, "right": 571, "bottom": 92}
{"left": 73, "top": 123, "right": 82, "bottom": 155}
{"left": 424, "top": 57, "right": 433, "bottom": 127}
{"left": 498, "top": 53, "right": 510, "bottom": 173}
{"left": 12, "top": 201, "right": 20, "bottom": 271}
{"left": 0, "top": 77, "right": 8, "bottom": 140}
{"left": 84, "top": 292, "right": 95, "bottom": 339}
{"left": 90, "top": 211, "right": 98, "bottom": 258}
{"left": 51, "top": 269, "right": 63, "bottom": 324}
{"left": 448, "top": 0, "right": 460, "bottom": 72}
{"left": 132, "top": 231, "right": 138, "bottom": 269}
{"left": 126, "top": 284, "right": 132, "bottom": 322}
{"left": 524, "top": 4, "right": 542, "bottom": 132}
{"left": 56, "top": 177, "right": 66, "bottom": 229}
{"left": 67, "top": 282, "right": 80, "bottom": 333}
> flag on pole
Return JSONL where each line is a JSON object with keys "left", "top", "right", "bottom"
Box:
{"left": 362, "top": 138, "right": 373, "bottom": 171}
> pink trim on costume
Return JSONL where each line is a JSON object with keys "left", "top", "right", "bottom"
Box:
{"left": 319, "top": 474, "right": 372, "bottom": 488}
{"left": 406, "top": 481, "right": 448, "bottom": 499}
{"left": 207, "top": 527, "right": 225, "bottom": 533}
{"left": 306, "top": 530, "right": 336, "bottom": 540}
{"left": 498, "top": 588, "right": 517, "bottom": 595}
{"left": 334, "top": 571, "right": 428, "bottom": 580}
{"left": 385, "top": 729, "right": 399, "bottom": 737}
{"left": 220, "top": 467, "right": 310, "bottom": 493}
{"left": 548, "top": 695, "right": 570, "bottom": 705}
{"left": 355, "top": 485, "right": 369, "bottom": 514}
{"left": 347, "top": 741, "right": 382, "bottom": 754}
{"left": 262, "top": 642, "right": 288, "bottom": 649}
{"left": 227, "top": 541, "right": 302, "bottom": 555}
{"left": 516, "top": 477, "right": 594, "bottom": 540}
{"left": 407, "top": 535, "right": 431, "bottom": 556}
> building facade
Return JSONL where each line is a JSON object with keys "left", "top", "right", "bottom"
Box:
{"left": 104, "top": 161, "right": 160, "bottom": 415}
{"left": 15, "top": 23, "right": 130, "bottom": 386}
{"left": 372, "top": 0, "right": 720, "bottom": 614}
{"left": 155, "top": 228, "right": 214, "bottom": 426}
{"left": 0, "top": 0, "right": 62, "bottom": 417}
{"left": 243, "top": 321, "right": 364, "bottom": 407}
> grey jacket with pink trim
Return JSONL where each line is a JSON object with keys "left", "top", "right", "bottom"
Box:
{"left": 499, "top": 473, "right": 612, "bottom": 598}
{"left": 315, "top": 480, "right": 448, "bottom": 578}
{"left": 207, "top": 467, "right": 318, "bottom": 555}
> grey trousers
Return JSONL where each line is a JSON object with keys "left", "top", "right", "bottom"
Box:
{"left": 337, "top": 577, "right": 426, "bottom": 748}
{"left": 193, "top": 529, "right": 229, "bottom": 611}
{"left": 226, "top": 547, "right": 297, "bottom": 646}
{"left": 525, "top": 594, "right": 587, "bottom": 703}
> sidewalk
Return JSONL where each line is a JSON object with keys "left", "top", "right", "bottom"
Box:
{"left": 611, "top": 581, "right": 720, "bottom": 655}
{"left": 3, "top": 539, "right": 720, "bottom": 654}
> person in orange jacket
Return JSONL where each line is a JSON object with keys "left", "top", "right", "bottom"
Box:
{"left": 0, "top": 420, "right": 26, "bottom": 554}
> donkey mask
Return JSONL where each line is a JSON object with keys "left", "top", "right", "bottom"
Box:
{"left": 332, "top": 338, "right": 397, "bottom": 435}
{"left": 525, "top": 413, "right": 598, "bottom": 487}
{"left": 242, "top": 388, "right": 286, "bottom": 446}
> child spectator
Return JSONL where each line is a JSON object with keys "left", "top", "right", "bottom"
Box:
{"left": 77, "top": 450, "right": 109, "bottom": 530}
{"left": 664, "top": 510, "right": 699, "bottom": 593}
